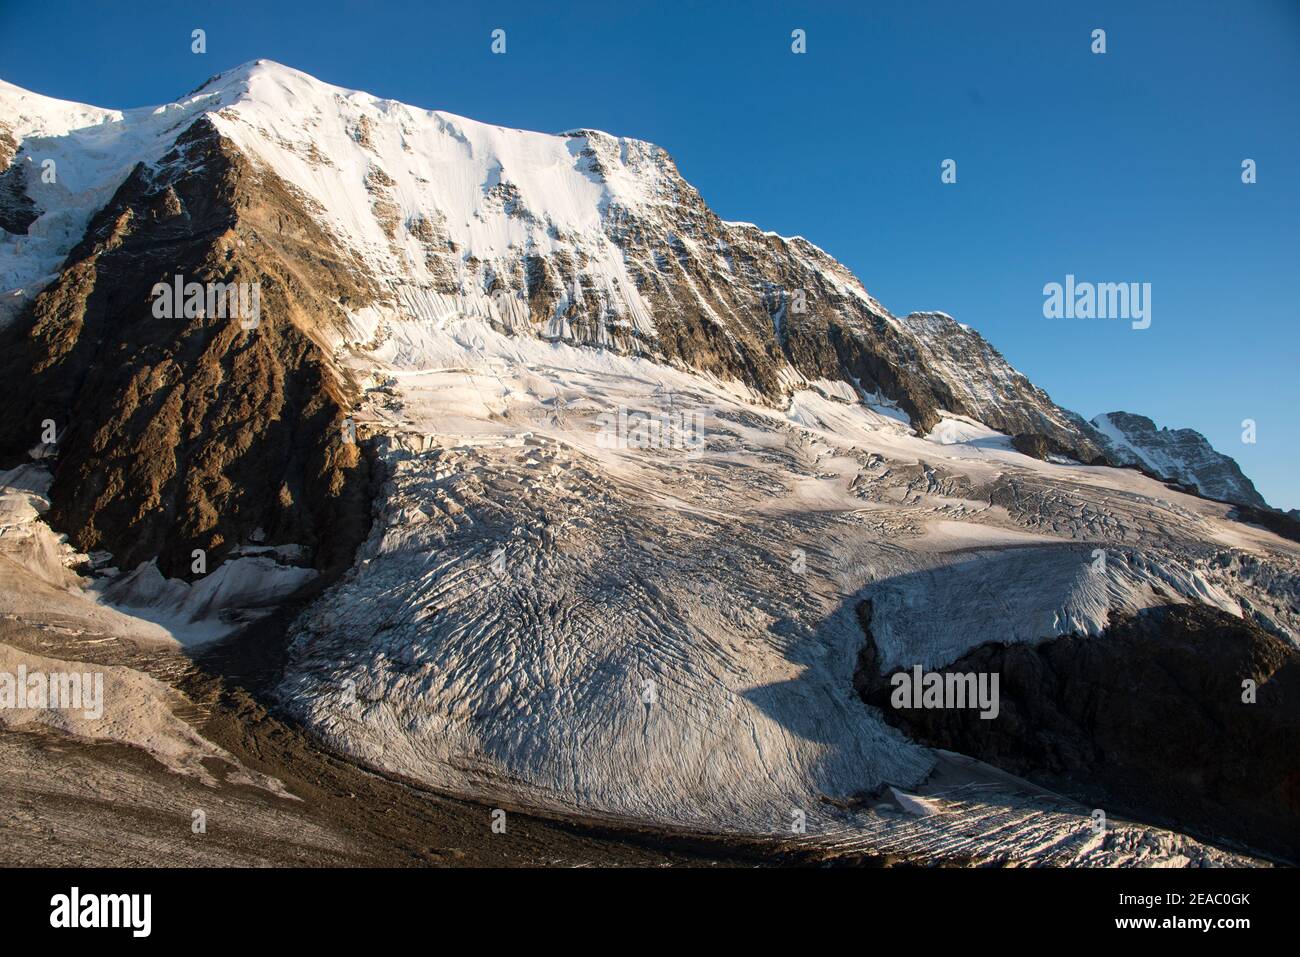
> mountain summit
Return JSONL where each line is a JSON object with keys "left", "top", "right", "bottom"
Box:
{"left": 2, "top": 62, "right": 1296, "bottom": 865}
{"left": 0, "top": 61, "right": 1268, "bottom": 511}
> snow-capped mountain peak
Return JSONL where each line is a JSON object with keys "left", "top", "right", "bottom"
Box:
{"left": 1090, "top": 411, "right": 1266, "bottom": 508}
{"left": 0, "top": 62, "right": 1271, "bottom": 494}
{"left": 2, "top": 60, "right": 1297, "bottom": 867}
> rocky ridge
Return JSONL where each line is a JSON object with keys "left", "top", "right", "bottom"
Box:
{"left": 1091, "top": 411, "right": 1267, "bottom": 509}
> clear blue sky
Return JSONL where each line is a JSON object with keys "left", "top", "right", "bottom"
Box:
{"left": 3, "top": 0, "right": 1297, "bottom": 507}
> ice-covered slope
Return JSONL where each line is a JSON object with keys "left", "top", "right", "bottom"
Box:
{"left": 1, "top": 61, "right": 1108, "bottom": 461}
{"left": 4, "top": 61, "right": 1296, "bottom": 863}
{"left": 194, "top": 61, "right": 663, "bottom": 342}
{"left": 1091, "top": 411, "right": 1267, "bottom": 508}
{"left": 273, "top": 315, "right": 1299, "bottom": 859}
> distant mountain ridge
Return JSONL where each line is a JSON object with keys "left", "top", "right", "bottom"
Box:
{"left": 1090, "top": 411, "right": 1267, "bottom": 509}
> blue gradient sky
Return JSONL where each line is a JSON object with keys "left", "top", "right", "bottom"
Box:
{"left": 3, "top": 0, "right": 1297, "bottom": 507}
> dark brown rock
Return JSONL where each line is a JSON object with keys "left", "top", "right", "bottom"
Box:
{"left": 0, "top": 117, "right": 377, "bottom": 581}
{"left": 856, "top": 600, "right": 1300, "bottom": 862}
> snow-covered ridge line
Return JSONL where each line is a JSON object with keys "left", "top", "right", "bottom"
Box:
{"left": 0, "top": 60, "right": 916, "bottom": 350}
{"left": 1091, "top": 411, "right": 1267, "bottom": 509}
{"left": 0, "top": 73, "right": 232, "bottom": 323}
{"left": 1, "top": 59, "right": 1252, "bottom": 491}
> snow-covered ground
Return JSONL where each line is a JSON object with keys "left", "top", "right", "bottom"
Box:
{"left": 265, "top": 310, "right": 1297, "bottom": 862}
{"left": 5, "top": 60, "right": 1294, "bottom": 865}
{"left": 0, "top": 465, "right": 314, "bottom": 649}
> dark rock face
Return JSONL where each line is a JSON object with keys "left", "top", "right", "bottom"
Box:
{"left": 0, "top": 118, "right": 375, "bottom": 580}
{"left": 0, "top": 160, "right": 39, "bottom": 235}
{"left": 1010, "top": 428, "right": 1108, "bottom": 463}
{"left": 600, "top": 193, "right": 1107, "bottom": 459}
{"left": 1230, "top": 505, "right": 1300, "bottom": 544}
{"left": 1090, "top": 411, "right": 1267, "bottom": 508}
{"left": 898, "top": 312, "right": 1107, "bottom": 461}
{"left": 1, "top": 121, "right": 40, "bottom": 234}
{"left": 855, "top": 600, "right": 1300, "bottom": 862}
{"left": 1010, "top": 433, "right": 1053, "bottom": 460}
{"left": 504, "top": 129, "right": 1109, "bottom": 462}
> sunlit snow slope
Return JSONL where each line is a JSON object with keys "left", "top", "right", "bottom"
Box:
{"left": 2, "top": 61, "right": 1113, "bottom": 460}
{"left": 3, "top": 61, "right": 1295, "bottom": 864}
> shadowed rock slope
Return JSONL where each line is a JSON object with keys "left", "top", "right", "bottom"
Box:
{"left": 0, "top": 117, "right": 375, "bottom": 579}
{"left": 856, "top": 599, "right": 1300, "bottom": 862}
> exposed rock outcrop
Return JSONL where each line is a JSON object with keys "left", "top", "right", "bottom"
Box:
{"left": 856, "top": 600, "right": 1300, "bottom": 862}
{"left": 0, "top": 116, "right": 375, "bottom": 579}
{"left": 1091, "top": 411, "right": 1267, "bottom": 508}
{"left": 0, "top": 159, "right": 38, "bottom": 235}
